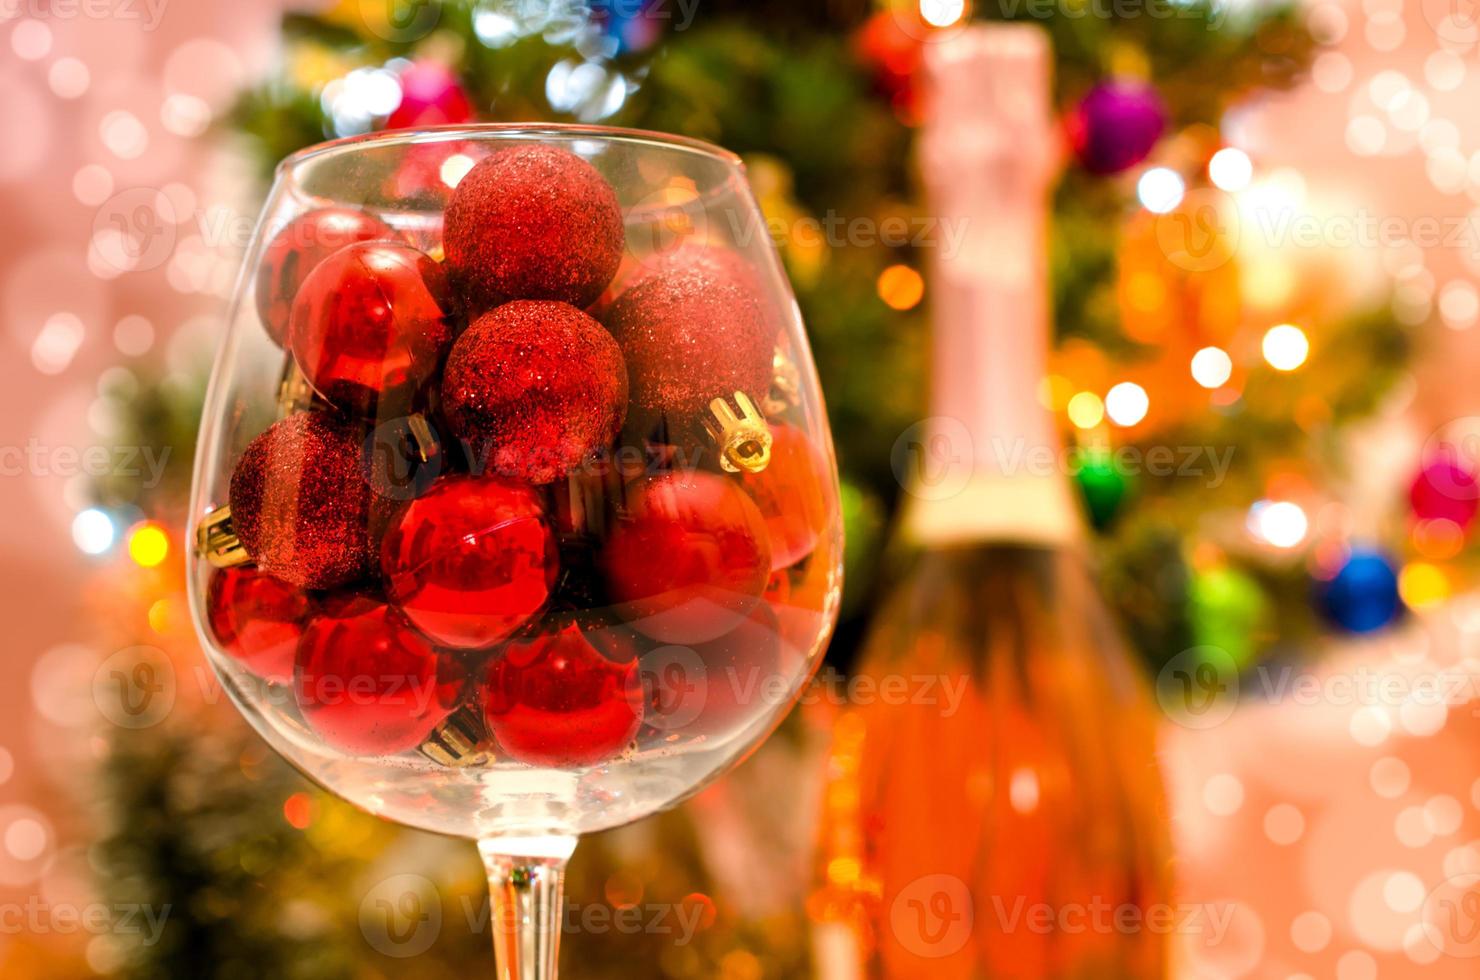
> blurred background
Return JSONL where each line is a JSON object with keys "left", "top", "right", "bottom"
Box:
{"left": 2, "top": 0, "right": 1480, "bottom": 976}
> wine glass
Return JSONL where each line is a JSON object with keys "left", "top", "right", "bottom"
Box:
{"left": 186, "top": 124, "right": 842, "bottom": 977}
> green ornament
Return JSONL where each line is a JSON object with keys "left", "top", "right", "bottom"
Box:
{"left": 1074, "top": 448, "right": 1134, "bottom": 531}
{"left": 1188, "top": 565, "right": 1269, "bottom": 670}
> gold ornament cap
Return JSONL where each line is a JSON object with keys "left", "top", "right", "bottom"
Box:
{"left": 704, "top": 391, "right": 772, "bottom": 474}
{"left": 277, "top": 360, "right": 317, "bottom": 418}
{"left": 196, "top": 507, "right": 249, "bottom": 569}
{"left": 420, "top": 709, "right": 491, "bottom": 768}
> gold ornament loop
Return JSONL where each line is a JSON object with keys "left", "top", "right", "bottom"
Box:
{"left": 420, "top": 709, "right": 491, "bottom": 768}
{"left": 705, "top": 391, "right": 772, "bottom": 475}
{"left": 196, "top": 507, "right": 250, "bottom": 569}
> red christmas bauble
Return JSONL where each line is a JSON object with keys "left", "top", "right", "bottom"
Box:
{"left": 643, "top": 602, "right": 782, "bottom": 739}
{"left": 599, "top": 471, "right": 771, "bottom": 644}
{"left": 295, "top": 595, "right": 465, "bottom": 756}
{"left": 229, "top": 412, "right": 383, "bottom": 589}
{"left": 1410, "top": 457, "right": 1480, "bottom": 528}
{"left": 441, "top": 300, "right": 627, "bottom": 484}
{"left": 206, "top": 566, "right": 314, "bottom": 684}
{"left": 255, "top": 208, "right": 396, "bottom": 347}
{"left": 386, "top": 61, "right": 474, "bottom": 130}
{"left": 443, "top": 144, "right": 624, "bottom": 312}
{"left": 382, "top": 474, "right": 558, "bottom": 650}
{"left": 483, "top": 615, "right": 643, "bottom": 767}
{"left": 289, "top": 242, "right": 453, "bottom": 417}
{"left": 605, "top": 258, "right": 774, "bottom": 430}
{"left": 745, "top": 423, "right": 831, "bottom": 571}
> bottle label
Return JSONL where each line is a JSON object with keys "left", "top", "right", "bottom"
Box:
{"left": 901, "top": 472, "right": 1078, "bottom": 547}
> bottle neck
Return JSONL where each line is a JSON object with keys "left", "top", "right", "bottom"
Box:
{"left": 903, "top": 169, "right": 1077, "bottom": 546}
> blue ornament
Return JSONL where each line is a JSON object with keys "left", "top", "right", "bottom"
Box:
{"left": 595, "top": 0, "right": 665, "bottom": 54}
{"left": 1317, "top": 549, "right": 1403, "bottom": 634}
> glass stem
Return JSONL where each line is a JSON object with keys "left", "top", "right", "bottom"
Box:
{"left": 479, "top": 836, "right": 577, "bottom": 980}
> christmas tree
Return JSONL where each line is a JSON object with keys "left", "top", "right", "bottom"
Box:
{"left": 74, "top": 1, "right": 1439, "bottom": 976}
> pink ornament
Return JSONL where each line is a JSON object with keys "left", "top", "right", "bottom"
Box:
{"left": 1410, "top": 457, "right": 1480, "bottom": 528}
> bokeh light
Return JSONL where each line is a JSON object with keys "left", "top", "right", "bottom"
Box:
{"left": 876, "top": 264, "right": 925, "bottom": 311}
{"left": 1067, "top": 391, "right": 1105, "bottom": 429}
{"left": 1209, "top": 148, "right": 1253, "bottom": 191}
{"left": 1248, "top": 500, "right": 1309, "bottom": 548}
{"left": 1137, "top": 167, "right": 1185, "bottom": 214}
{"left": 1262, "top": 324, "right": 1310, "bottom": 371}
{"left": 1191, "top": 346, "right": 1234, "bottom": 388}
{"left": 127, "top": 522, "right": 170, "bottom": 568}
{"left": 1104, "top": 381, "right": 1149, "bottom": 426}
{"left": 71, "top": 509, "right": 115, "bottom": 556}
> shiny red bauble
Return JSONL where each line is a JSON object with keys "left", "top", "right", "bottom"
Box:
{"left": 206, "top": 566, "right": 315, "bottom": 684}
{"left": 643, "top": 603, "right": 782, "bottom": 739}
{"left": 289, "top": 242, "right": 453, "bottom": 417}
{"left": 606, "top": 256, "right": 774, "bottom": 426}
{"left": 255, "top": 208, "right": 396, "bottom": 347}
{"left": 228, "top": 412, "right": 383, "bottom": 589}
{"left": 483, "top": 616, "right": 643, "bottom": 767}
{"left": 744, "top": 423, "right": 831, "bottom": 571}
{"left": 599, "top": 471, "right": 771, "bottom": 644}
{"left": 443, "top": 144, "right": 624, "bottom": 312}
{"left": 382, "top": 474, "right": 558, "bottom": 650}
{"left": 295, "top": 595, "right": 465, "bottom": 756}
{"left": 441, "top": 300, "right": 628, "bottom": 484}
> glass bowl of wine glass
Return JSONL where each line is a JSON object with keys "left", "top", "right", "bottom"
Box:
{"left": 186, "top": 124, "right": 842, "bottom": 977}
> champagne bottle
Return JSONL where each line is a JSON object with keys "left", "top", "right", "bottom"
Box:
{"left": 816, "top": 24, "right": 1171, "bottom": 980}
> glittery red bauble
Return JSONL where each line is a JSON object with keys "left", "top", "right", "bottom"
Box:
{"left": 386, "top": 61, "right": 474, "bottom": 130}
{"left": 745, "top": 424, "right": 831, "bottom": 571}
{"left": 295, "top": 595, "right": 465, "bottom": 756}
{"left": 483, "top": 615, "right": 643, "bottom": 767}
{"left": 643, "top": 603, "right": 782, "bottom": 739}
{"left": 229, "top": 412, "right": 382, "bottom": 589}
{"left": 255, "top": 208, "right": 396, "bottom": 347}
{"left": 443, "top": 144, "right": 624, "bottom": 311}
{"left": 382, "top": 474, "right": 558, "bottom": 650}
{"left": 441, "top": 300, "right": 627, "bottom": 484}
{"left": 605, "top": 259, "right": 774, "bottom": 427}
{"left": 599, "top": 471, "right": 771, "bottom": 644}
{"left": 206, "top": 566, "right": 314, "bottom": 684}
{"left": 289, "top": 242, "right": 453, "bottom": 418}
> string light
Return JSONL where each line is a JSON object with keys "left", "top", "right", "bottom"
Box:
{"left": 72, "top": 509, "right": 115, "bottom": 555}
{"left": 876, "top": 265, "right": 924, "bottom": 311}
{"left": 1191, "top": 347, "right": 1233, "bottom": 388}
{"left": 127, "top": 522, "right": 170, "bottom": 568}
{"left": 1398, "top": 561, "right": 1449, "bottom": 609}
{"left": 1248, "top": 500, "right": 1309, "bottom": 549}
{"left": 1262, "top": 324, "right": 1310, "bottom": 371}
{"left": 1208, "top": 148, "right": 1253, "bottom": 192}
{"left": 1137, "top": 167, "right": 1185, "bottom": 214}
{"left": 1105, "top": 382, "right": 1149, "bottom": 427}
{"left": 919, "top": 0, "right": 968, "bottom": 28}
{"left": 1067, "top": 391, "right": 1106, "bottom": 429}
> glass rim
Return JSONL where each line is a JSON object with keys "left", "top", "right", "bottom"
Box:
{"left": 277, "top": 123, "right": 745, "bottom": 175}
